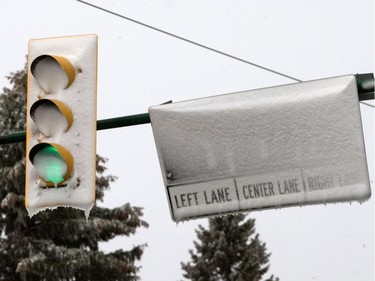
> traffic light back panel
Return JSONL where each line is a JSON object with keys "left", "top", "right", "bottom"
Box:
{"left": 25, "top": 35, "right": 97, "bottom": 219}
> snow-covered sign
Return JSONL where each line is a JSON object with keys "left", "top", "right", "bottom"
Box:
{"left": 149, "top": 75, "right": 371, "bottom": 222}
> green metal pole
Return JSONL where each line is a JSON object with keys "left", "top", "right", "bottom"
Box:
{"left": 0, "top": 112, "right": 151, "bottom": 145}
{"left": 356, "top": 73, "right": 374, "bottom": 101}
{"left": 97, "top": 113, "right": 150, "bottom": 130}
{"left": 0, "top": 76, "right": 373, "bottom": 145}
{"left": 0, "top": 131, "right": 27, "bottom": 145}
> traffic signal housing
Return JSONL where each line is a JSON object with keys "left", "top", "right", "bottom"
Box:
{"left": 25, "top": 35, "right": 98, "bottom": 218}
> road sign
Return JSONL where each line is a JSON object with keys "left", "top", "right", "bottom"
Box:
{"left": 149, "top": 75, "right": 371, "bottom": 222}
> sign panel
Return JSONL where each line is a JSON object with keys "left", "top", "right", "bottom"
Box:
{"left": 149, "top": 75, "right": 371, "bottom": 222}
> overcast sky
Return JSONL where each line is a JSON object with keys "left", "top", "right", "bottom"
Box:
{"left": 0, "top": 1, "right": 374, "bottom": 280}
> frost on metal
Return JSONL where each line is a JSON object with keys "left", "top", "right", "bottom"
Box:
{"left": 149, "top": 75, "right": 371, "bottom": 222}
{"left": 25, "top": 35, "right": 97, "bottom": 219}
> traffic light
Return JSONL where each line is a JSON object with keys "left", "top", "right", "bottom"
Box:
{"left": 25, "top": 35, "right": 98, "bottom": 218}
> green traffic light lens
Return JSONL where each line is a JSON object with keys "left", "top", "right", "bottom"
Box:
{"left": 33, "top": 145, "right": 68, "bottom": 185}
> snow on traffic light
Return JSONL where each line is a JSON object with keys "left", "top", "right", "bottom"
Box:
{"left": 25, "top": 35, "right": 98, "bottom": 218}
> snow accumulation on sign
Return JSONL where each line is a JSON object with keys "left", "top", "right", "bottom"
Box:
{"left": 149, "top": 75, "right": 371, "bottom": 222}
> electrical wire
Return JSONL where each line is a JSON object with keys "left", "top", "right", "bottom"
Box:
{"left": 75, "top": 0, "right": 373, "bottom": 109}
{"left": 75, "top": 0, "right": 302, "bottom": 82}
{"left": 360, "top": 101, "right": 374, "bottom": 108}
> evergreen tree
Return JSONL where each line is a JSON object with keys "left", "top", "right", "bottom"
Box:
{"left": 181, "top": 214, "right": 278, "bottom": 281}
{"left": 0, "top": 65, "right": 148, "bottom": 280}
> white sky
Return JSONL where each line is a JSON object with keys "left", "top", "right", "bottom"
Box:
{"left": 0, "top": 1, "right": 374, "bottom": 280}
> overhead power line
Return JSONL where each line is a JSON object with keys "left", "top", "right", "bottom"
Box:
{"left": 76, "top": 1, "right": 375, "bottom": 109}
{"left": 75, "top": 0, "right": 302, "bottom": 82}
{"left": 1, "top": 3, "right": 373, "bottom": 145}
{"left": 361, "top": 102, "right": 374, "bottom": 108}
{"left": 75, "top": 1, "right": 374, "bottom": 109}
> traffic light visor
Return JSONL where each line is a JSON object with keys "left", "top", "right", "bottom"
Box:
{"left": 30, "top": 99, "right": 73, "bottom": 136}
{"left": 31, "top": 55, "right": 76, "bottom": 93}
